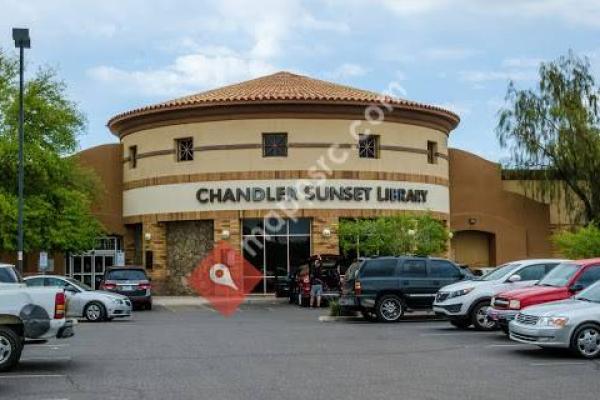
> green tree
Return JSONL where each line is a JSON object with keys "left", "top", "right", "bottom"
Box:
{"left": 497, "top": 51, "right": 600, "bottom": 224}
{"left": 552, "top": 225, "right": 600, "bottom": 259}
{"left": 0, "top": 50, "right": 103, "bottom": 253}
{"left": 339, "top": 214, "right": 449, "bottom": 257}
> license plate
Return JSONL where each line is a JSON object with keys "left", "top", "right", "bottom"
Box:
{"left": 121, "top": 285, "right": 134, "bottom": 291}
{"left": 339, "top": 297, "right": 355, "bottom": 306}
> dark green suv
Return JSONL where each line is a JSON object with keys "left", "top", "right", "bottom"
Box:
{"left": 340, "top": 256, "right": 470, "bottom": 322}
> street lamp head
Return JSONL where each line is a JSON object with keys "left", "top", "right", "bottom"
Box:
{"left": 12, "top": 28, "right": 30, "bottom": 48}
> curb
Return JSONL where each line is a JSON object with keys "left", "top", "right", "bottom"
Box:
{"left": 318, "top": 315, "right": 364, "bottom": 322}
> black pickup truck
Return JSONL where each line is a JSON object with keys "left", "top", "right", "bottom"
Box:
{"left": 340, "top": 256, "right": 470, "bottom": 322}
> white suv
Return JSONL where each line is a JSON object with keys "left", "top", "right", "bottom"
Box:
{"left": 433, "top": 259, "right": 567, "bottom": 330}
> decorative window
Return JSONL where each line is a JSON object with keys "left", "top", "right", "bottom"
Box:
{"left": 427, "top": 141, "right": 438, "bottom": 164}
{"left": 358, "top": 134, "right": 379, "bottom": 159}
{"left": 129, "top": 145, "right": 137, "bottom": 169}
{"left": 262, "top": 133, "right": 288, "bottom": 157}
{"left": 176, "top": 137, "right": 194, "bottom": 162}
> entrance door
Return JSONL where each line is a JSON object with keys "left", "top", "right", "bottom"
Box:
{"left": 452, "top": 230, "right": 495, "bottom": 268}
{"left": 242, "top": 218, "right": 311, "bottom": 294}
{"left": 66, "top": 236, "right": 120, "bottom": 289}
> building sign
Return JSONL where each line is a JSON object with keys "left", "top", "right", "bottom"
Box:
{"left": 123, "top": 179, "right": 449, "bottom": 216}
{"left": 196, "top": 186, "right": 428, "bottom": 204}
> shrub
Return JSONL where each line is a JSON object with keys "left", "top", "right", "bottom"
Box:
{"left": 552, "top": 224, "right": 600, "bottom": 259}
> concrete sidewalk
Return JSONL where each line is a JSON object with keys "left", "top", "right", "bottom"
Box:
{"left": 153, "top": 295, "right": 289, "bottom": 307}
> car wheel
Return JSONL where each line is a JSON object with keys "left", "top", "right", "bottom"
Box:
{"left": 375, "top": 295, "right": 404, "bottom": 323}
{"left": 571, "top": 324, "right": 600, "bottom": 359}
{"left": 450, "top": 319, "right": 471, "bottom": 329}
{"left": 361, "top": 310, "right": 378, "bottom": 322}
{"left": 146, "top": 302, "right": 153, "bottom": 311}
{"left": 0, "top": 327, "right": 23, "bottom": 372}
{"left": 84, "top": 302, "right": 106, "bottom": 322}
{"left": 471, "top": 301, "right": 496, "bottom": 331}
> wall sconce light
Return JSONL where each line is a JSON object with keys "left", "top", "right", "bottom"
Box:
{"left": 322, "top": 228, "right": 331, "bottom": 238}
{"left": 468, "top": 218, "right": 477, "bottom": 226}
{"left": 221, "top": 229, "right": 231, "bottom": 240}
{"left": 448, "top": 231, "right": 454, "bottom": 239}
{"left": 144, "top": 232, "right": 152, "bottom": 241}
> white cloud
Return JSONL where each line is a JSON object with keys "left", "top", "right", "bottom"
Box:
{"left": 381, "top": 0, "right": 453, "bottom": 16}
{"left": 459, "top": 70, "right": 537, "bottom": 83}
{"left": 88, "top": 51, "right": 276, "bottom": 97}
{"left": 325, "top": 63, "right": 367, "bottom": 80}
{"left": 380, "top": 0, "right": 600, "bottom": 29}
{"left": 434, "top": 102, "right": 472, "bottom": 116}
{"left": 501, "top": 57, "right": 544, "bottom": 68}
{"left": 422, "top": 47, "right": 478, "bottom": 61}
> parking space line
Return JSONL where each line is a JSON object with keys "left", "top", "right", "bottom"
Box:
{"left": 529, "top": 362, "right": 588, "bottom": 367}
{"left": 20, "top": 356, "right": 72, "bottom": 362}
{"left": 0, "top": 374, "right": 66, "bottom": 379}
{"left": 28, "top": 344, "right": 70, "bottom": 349}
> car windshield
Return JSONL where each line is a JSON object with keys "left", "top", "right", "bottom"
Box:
{"left": 0, "top": 266, "right": 23, "bottom": 283}
{"left": 537, "top": 263, "right": 580, "bottom": 287}
{"left": 106, "top": 269, "right": 147, "bottom": 281}
{"left": 67, "top": 278, "right": 92, "bottom": 291}
{"left": 479, "top": 263, "right": 520, "bottom": 281}
{"left": 575, "top": 281, "right": 600, "bottom": 303}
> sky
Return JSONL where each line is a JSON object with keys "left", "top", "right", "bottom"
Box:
{"left": 2, "top": 0, "right": 600, "bottom": 162}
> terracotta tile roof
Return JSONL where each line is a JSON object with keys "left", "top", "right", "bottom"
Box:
{"left": 108, "top": 71, "right": 459, "bottom": 132}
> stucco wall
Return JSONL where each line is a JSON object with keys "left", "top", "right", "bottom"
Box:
{"left": 120, "top": 119, "right": 449, "bottom": 183}
{"left": 449, "top": 148, "right": 552, "bottom": 264}
{"left": 75, "top": 143, "right": 125, "bottom": 235}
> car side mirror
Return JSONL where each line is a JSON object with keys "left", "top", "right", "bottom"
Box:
{"left": 570, "top": 283, "right": 584, "bottom": 293}
{"left": 507, "top": 274, "right": 522, "bottom": 283}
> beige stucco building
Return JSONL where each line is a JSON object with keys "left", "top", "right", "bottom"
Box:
{"left": 6, "top": 71, "right": 569, "bottom": 294}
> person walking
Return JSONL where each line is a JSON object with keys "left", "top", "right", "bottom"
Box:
{"left": 310, "top": 260, "right": 323, "bottom": 308}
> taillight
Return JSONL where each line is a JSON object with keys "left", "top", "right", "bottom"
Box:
{"left": 354, "top": 280, "right": 362, "bottom": 295}
{"left": 102, "top": 282, "right": 117, "bottom": 290}
{"left": 139, "top": 282, "right": 151, "bottom": 290}
{"left": 54, "top": 292, "right": 66, "bottom": 319}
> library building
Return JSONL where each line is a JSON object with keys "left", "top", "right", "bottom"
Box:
{"left": 13, "top": 72, "right": 571, "bottom": 294}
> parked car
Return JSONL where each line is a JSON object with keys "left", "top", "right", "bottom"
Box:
{"left": 0, "top": 263, "right": 25, "bottom": 288}
{"left": 290, "top": 254, "right": 343, "bottom": 307}
{"left": 488, "top": 258, "right": 600, "bottom": 333}
{"left": 340, "top": 256, "right": 470, "bottom": 322}
{"left": 99, "top": 267, "right": 152, "bottom": 310}
{"left": 0, "top": 265, "right": 75, "bottom": 372}
{"left": 433, "top": 259, "right": 565, "bottom": 330}
{"left": 509, "top": 280, "right": 600, "bottom": 359}
{"left": 24, "top": 275, "right": 132, "bottom": 322}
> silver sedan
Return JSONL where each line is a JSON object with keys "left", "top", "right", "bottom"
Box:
{"left": 24, "top": 275, "right": 132, "bottom": 322}
{"left": 509, "top": 281, "right": 600, "bottom": 358}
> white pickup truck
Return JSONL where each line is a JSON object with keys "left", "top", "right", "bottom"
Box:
{"left": 0, "top": 263, "right": 75, "bottom": 371}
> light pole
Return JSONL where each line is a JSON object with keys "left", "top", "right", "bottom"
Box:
{"left": 12, "top": 28, "right": 30, "bottom": 274}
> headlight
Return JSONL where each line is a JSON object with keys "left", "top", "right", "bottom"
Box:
{"left": 539, "top": 316, "right": 569, "bottom": 328}
{"left": 508, "top": 300, "right": 521, "bottom": 309}
{"left": 450, "top": 287, "right": 475, "bottom": 298}
{"left": 112, "top": 298, "right": 123, "bottom": 304}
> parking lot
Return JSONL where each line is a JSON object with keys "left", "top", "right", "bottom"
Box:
{"left": 2, "top": 303, "right": 599, "bottom": 400}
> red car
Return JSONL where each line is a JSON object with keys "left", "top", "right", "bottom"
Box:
{"left": 488, "top": 258, "right": 600, "bottom": 332}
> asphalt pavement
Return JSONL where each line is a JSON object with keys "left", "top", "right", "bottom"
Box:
{"left": 1, "top": 303, "right": 599, "bottom": 400}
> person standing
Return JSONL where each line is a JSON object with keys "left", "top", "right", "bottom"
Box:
{"left": 310, "top": 260, "right": 323, "bottom": 308}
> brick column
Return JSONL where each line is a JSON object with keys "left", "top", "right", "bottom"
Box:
{"left": 142, "top": 218, "right": 168, "bottom": 294}
{"left": 312, "top": 213, "right": 339, "bottom": 254}
{"left": 123, "top": 225, "right": 137, "bottom": 265}
{"left": 213, "top": 215, "right": 241, "bottom": 251}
